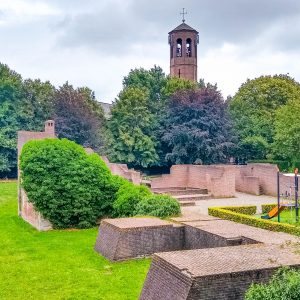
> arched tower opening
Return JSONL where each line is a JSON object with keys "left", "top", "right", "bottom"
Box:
{"left": 186, "top": 38, "right": 192, "bottom": 57}
{"left": 176, "top": 39, "right": 182, "bottom": 57}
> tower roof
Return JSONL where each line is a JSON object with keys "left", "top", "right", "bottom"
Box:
{"left": 169, "top": 22, "right": 198, "bottom": 34}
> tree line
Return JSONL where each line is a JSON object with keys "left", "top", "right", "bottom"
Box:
{"left": 1, "top": 62, "right": 300, "bottom": 177}
{"left": 0, "top": 63, "right": 105, "bottom": 177}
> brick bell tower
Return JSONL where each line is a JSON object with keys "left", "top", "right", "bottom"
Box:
{"left": 168, "top": 9, "right": 199, "bottom": 82}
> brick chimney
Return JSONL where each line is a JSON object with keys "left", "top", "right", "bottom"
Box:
{"left": 44, "top": 120, "right": 55, "bottom": 137}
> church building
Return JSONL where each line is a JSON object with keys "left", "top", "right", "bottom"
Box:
{"left": 168, "top": 10, "right": 199, "bottom": 82}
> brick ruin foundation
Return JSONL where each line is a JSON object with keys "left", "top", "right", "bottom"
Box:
{"left": 151, "top": 165, "right": 236, "bottom": 198}
{"left": 94, "top": 216, "right": 300, "bottom": 300}
{"left": 150, "top": 163, "right": 296, "bottom": 199}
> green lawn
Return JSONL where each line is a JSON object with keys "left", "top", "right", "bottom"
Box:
{"left": 0, "top": 182, "right": 150, "bottom": 300}
{"left": 260, "top": 208, "right": 300, "bottom": 226}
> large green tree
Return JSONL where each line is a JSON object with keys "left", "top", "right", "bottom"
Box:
{"left": 0, "top": 62, "right": 106, "bottom": 177}
{"left": 272, "top": 100, "right": 300, "bottom": 164}
{"left": 161, "top": 86, "right": 234, "bottom": 164}
{"left": 114, "top": 66, "right": 199, "bottom": 167}
{"left": 0, "top": 64, "right": 23, "bottom": 174}
{"left": 53, "top": 83, "right": 105, "bottom": 151}
{"left": 229, "top": 75, "right": 300, "bottom": 160}
{"left": 0, "top": 64, "right": 54, "bottom": 176}
{"left": 123, "top": 65, "right": 167, "bottom": 109}
{"left": 106, "top": 87, "right": 159, "bottom": 167}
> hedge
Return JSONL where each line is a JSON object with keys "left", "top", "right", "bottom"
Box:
{"left": 113, "top": 181, "right": 152, "bottom": 217}
{"left": 208, "top": 207, "right": 300, "bottom": 236}
{"left": 261, "top": 204, "right": 278, "bottom": 214}
{"left": 134, "top": 194, "right": 180, "bottom": 218}
{"left": 215, "top": 205, "right": 256, "bottom": 215}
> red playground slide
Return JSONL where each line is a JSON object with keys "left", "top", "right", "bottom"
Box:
{"left": 261, "top": 206, "right": 285, "bottom": 219}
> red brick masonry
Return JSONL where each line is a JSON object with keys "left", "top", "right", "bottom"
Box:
{"left": 94, "top": 218, "right": 184, "bottom": 261}
{"left": 151, "top": 165, "right": 236, "bottom": 198}
{"left": 140, "top": 244, "right": 300, "bottom": 300}
{"left": 138, "top": 214, "right": 300, "bottom": 300}
{"left": 94, "top": 215, "right": 300, "bottom": 300}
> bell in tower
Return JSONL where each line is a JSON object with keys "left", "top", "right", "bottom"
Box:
{"left": 168, "top": 9, "right": 199, "bottom": 82}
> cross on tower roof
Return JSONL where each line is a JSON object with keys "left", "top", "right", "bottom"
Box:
{"left": 180, "top": 8, "right": 187, "bottom": 23}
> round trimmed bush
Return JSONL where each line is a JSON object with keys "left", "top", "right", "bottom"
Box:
{"left": 20, "top": 138, "right": 116, "bottom": 229}
{"left": 134, "top": 194, "right": 180, "bottom": 218}
{"left": 113, "top": 181, "right": 151, "bottom": 217}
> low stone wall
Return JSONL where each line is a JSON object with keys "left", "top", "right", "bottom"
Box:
{"left": 151, "top": 165, "right": 235, "bottom": 197}
{"left": 94, "top": 218, "right": 184, "bottom": 261}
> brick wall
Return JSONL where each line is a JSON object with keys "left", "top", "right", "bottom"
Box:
{"left": 187, "top": 269, "right": 275, "bottom": 300}
{"left": 140, "top": 245, "right": 300, "bottom": 300}
{"left": 101, "top": 156, "right": 141, "bottom": 185}
{"left": 140, "top": 256, "right": 192, "bottom": 300}
{"left": 95, "top": 218, "right": 261, "bottom": 262}
{"left": 184, "top": 226, "right": 230, "bottom": 249}
{"left": 236, "top": 164, "right": 296, "bottom": 197}
{"left": 94, "top": 219, "right": 185, "bottom": 261}
{"left": 151, "top": 165, "right": 235, "bottom": 197}
{"left": 18, "top": 120, "right": 55, "bottom": 230}
{"left": 19, "top": 188, "right": 52, "bottom": 231}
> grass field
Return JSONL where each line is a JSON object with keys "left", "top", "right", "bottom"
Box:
{"left": 0, "top": 182, "right": 150, "bottom": 300}
{"left": 261, "top": 208, "right": 300, "bottom": 226}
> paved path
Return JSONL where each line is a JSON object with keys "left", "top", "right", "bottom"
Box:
{"left": 182, "top": 192, "right": 277, "bottom": 216}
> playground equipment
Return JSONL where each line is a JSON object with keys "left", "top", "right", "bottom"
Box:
{"left": 261, "top": 168, "right": 299, "bottom": 222}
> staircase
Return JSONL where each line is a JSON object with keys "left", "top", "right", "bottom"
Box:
{"left": 152, "top": 187, "right": 211, "bottom": 206}
{"left": 259, "top": 185, "right": 264, "bottom": 195}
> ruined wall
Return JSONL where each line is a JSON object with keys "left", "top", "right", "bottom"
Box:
{"left": 235, "top": 164, "right": 295, "bottom": 196}
{"left": 101, "top": 156, "right": 141, "bottom": 185}
{"left": 151, "top": 165, "right": 235, "bottom": 197}
{"left": 18, "top": 120, "right": 55, "bottom": 230}
{"left": 19, "top": 188, "right": 52, "bottom": 231}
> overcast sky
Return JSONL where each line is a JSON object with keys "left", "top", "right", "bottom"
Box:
{"left": 1, "top": 0, "right": 300, "bottom": 103}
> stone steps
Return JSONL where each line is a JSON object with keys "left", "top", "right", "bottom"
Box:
{"left": 152, "top": 187, "right": 211, "bottom": 206}
{"left": 179, "top": 201, "right": 196, "bottom": 207}
{"left": 176, "top": 193, "right": 211, "bottom": 207}
{"left": 152, "top": 187, "right": 203, "bottom": 192}
{"left": 154, "top": 189, "right": 208, "bottom": 196}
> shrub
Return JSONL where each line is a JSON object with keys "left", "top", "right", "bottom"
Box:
{"left": 208, "top": 207, "right": 300, "bottom": 236}
{"left": 134, "top": 194, "right": 180, "bottom": 218}
{"left": 20, "top": 138, "right": 116, "bottom": 229}
{"left": 245, "top": 267, "right": 300, "bottom": 300}
{"left": 262, "top": 204, "right": 278, "bottom": 214}
{"left": 113, "top": 181, "right": 152, "bottom": 217}
{"left": 216, "top": 205, "right": 256, "bottom": 215}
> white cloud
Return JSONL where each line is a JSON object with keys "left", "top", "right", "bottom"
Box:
{"left": 1, "top": 0, "right": 300, "bottom": 103}
{"left": 0, "top": 0, "right": 60, "bottom": 26}
{"left": 0, "top": 0, "right": 59, "bottom": 16}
